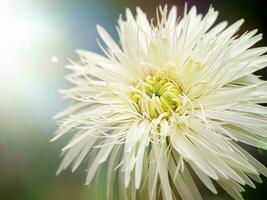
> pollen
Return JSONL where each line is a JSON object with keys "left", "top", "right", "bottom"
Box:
{"left": 130, "top": 69, "right": 184, "bottom": 118}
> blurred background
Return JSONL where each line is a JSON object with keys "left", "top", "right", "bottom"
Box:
{"left": 1, "top": 0, "right": 267, "bottom": 199}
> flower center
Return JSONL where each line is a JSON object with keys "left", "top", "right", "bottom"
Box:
{"left": 130, "top": 70, "right": 184, "bottom": 118}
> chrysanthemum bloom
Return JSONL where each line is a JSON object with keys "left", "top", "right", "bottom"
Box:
{"left": 53, "top": 5, "right": 267, "bottom": 200}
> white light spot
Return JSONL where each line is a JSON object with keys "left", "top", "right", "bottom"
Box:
{"left": 51, "top": 56, "right": 59, "bottom": 63}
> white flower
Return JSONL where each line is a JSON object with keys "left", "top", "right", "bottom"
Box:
{"left": 53, "top": 5, "right": 267, "bottom": 200}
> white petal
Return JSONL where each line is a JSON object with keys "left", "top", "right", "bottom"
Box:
{"left": 135, "top": 135, "right": 149, "bottom": 189}
{"left": 97, "top": 25, "right": 121, "bottom": 52}
{"left": 189, "top": 162, "right": 217, "bottom": 193}
{"left": 171, "top": 130, "right": 218, "bottom": 180}
{"left": 155, "top": 143, "right": 172, "bottom": 200}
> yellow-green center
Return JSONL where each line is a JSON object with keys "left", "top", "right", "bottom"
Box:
{"left": 130, "top": 70, "right": 183, "bottom": 118}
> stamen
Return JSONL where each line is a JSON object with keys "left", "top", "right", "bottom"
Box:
{"left": 129, "top": 69, "right": 184, "bottom": 118}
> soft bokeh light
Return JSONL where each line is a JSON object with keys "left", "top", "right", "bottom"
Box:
{"left": 51, "top": 56, "right": 59, "bottom": 63}
{"left": 0, "top": 0, "right": 267, "bottom": 200}
{"left": 0, "top": 2, "right": 46, "bottom": 82}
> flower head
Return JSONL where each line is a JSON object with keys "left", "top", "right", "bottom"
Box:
{"left": 53, "top": 5, "right": 267, "bottom": 200}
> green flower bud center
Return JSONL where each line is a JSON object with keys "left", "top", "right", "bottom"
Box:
{"left": 130, "top": 70, "right": 183, "bottom": 118}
